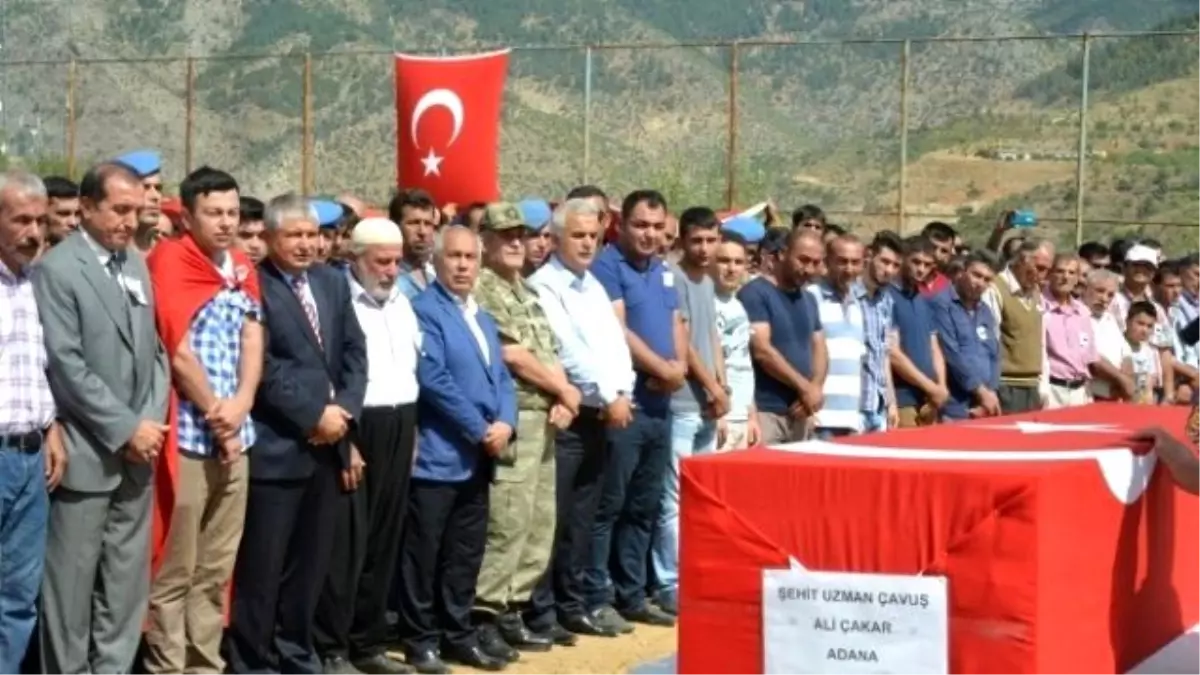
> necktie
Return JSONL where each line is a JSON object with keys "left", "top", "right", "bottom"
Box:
{"left": 292, "top": 275, "right": 323, "bottom": 348}
{"left": 106, "top": 253, "right": 127, "bottom": 300}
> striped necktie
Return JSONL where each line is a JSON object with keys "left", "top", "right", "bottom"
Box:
{"left": 291, "top": 274, "right": 323, "bottom": 348}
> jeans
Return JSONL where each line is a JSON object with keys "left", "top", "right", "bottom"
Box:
{"left": 651, "top": 412, "right": 717, "bottom": 594}
{"left": 0, "top": 445, "right": 48, "bottom": 673}
{"left": 583, "top": 410, "right": 671, "bottom": 613}
{"left": 861, "top": 410, "right": 887, "bottom": 434}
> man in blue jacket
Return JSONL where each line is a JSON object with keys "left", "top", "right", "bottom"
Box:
{"left": 930, "top": 251, "right": 1002, "bottom": 421}
{"left": 396, "top": 225, "right": 518, "bottom": 674}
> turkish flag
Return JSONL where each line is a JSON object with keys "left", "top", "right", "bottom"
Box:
{"left": 394, "top": 49, "right": 509, "bottom": 205}
{"left": 678, "top": 403, "right": 1199, "bottom": 674}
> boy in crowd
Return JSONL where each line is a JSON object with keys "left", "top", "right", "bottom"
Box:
{"left": 1123, "top": 301, "right": 1163, "bottom": 404}
{"left": 711, "top": 231, "right": 759, "bottom": 450}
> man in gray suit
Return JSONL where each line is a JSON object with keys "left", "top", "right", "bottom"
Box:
{"left": 33, "top": 161, "right": 170, "bottom": 673}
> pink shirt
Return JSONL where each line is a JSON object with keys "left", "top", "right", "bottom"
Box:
{"left": 1044, "top": 293, "right": 1098, "bottom": 381}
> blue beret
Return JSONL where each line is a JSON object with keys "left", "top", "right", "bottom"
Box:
{"left": 311, "top": 199, "right": 345, "bottom": 229}
{"left": 114, "top": 149, "right": 161, "bottom": 179}
{"left": 721, "top": 215, "right": 766, "bottom": 244}
{"left": 518, "top": 198, "right": 552, "bottom": 231}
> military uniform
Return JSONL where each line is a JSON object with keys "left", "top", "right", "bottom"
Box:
{"left": 472, "top": 204, "right": 562, "bottom": 646}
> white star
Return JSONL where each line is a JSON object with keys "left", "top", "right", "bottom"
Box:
{"left": 420, "top": 148, "right": 443, "bottom": 177}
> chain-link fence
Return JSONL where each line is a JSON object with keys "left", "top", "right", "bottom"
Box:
{"left": 0, "top": 29, "right": 1195, "bottom": 245}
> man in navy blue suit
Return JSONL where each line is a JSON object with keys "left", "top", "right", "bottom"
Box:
{"left": 224, "top": 193, "right": 368, "bottom": 674}
{"left": 396, "top": 225, "right": 517, "bottom": 674}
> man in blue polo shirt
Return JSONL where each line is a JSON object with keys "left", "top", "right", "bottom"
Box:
{"left": 889, "top": 235, "right": 950, "bottom": 427}
{"left": 738, "top": 228, "right": 827, "bottom": 444}
{"left": 584, "top": 189, "right": 685, "bottom": 631}
{"left": 931, "top": 251, "right": 1002, "bottom": 420}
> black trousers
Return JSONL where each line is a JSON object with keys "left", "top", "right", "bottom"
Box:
{"left": 526, "top": 408, "right": 608, "bottom": 629}
{"left": 396, "top": 471, "right": 489, "bottom": 655}
{"left": 314, "top": 404, "right": 418, "bottom": 660}
{"left": 223, "top": 453, "right": 340, "bottom": 675}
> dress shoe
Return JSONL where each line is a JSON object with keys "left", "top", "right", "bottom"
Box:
{"left": 323, "top": 655, "right": 364, "bottom": 674}
{"left": 620, "top": 602, "right": 676, "bottom": 627}
{"left": 561, "top": 613, "right": 619, "bottom": 638}
{"left": 477, "top": 624, "right": 520, "bottom": 663}
{"left": 653, "top": 587, "right": 679, "bottom": 616}
{"left": 496, "top": 615, "right": 554, "bottom": 652}
{"left": 543, "top": 621, "right": 579, "bottom": 646}
{"left": 444, "top": 644, "right": 507, "bottom": 672}
{"left": 352, "top": 654, "right": 415, "bottom": 675}
{"left": 403, "top": 650, "right": 450, "bottom": 675}
{"left": 589, "top": 605, "right": 635, "bottom": 634}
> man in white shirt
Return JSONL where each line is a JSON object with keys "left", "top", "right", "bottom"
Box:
{"left": 314, "top": 218, "right": 420, "bottom": 674}
{"left": 1084, "top": 269, "right": 1135, "bottom": 401}
{"left": 525, "top": 197, "right": 635, "bottom": 639}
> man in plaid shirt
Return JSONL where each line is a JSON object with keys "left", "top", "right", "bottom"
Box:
{"left": 0, "top": 170, "right": 67, "bottom": 673}
{"left": 144, "top": 167, "right": 264, "bottom": 674}
{"left": 860, "top": 232, "right": 902, "bottom": 432}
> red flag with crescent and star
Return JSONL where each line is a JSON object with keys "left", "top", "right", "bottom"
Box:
{"left": 394, "top": 49, "right": 510, "bottom": 205}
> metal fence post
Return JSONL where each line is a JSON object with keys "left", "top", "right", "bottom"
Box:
{"left": 583, "top": 46, "right": 593, "bottom": 184}
{"left": 301, "top": 53, "right": 314, "bottom": 195}
{"left": 65, "top": 59, "right": 78, "bottom": 179}
{"left": 1074, "top": 34, "right": 1091, "bottom": 247}
{"left": 725, "top": 41, "right": 740, "bottom": 210}
{"left": 897, "top": 40, "right": 911, "bottom": 234}
{"left": 184, "top": 56, "right": 196, "bottom": 173}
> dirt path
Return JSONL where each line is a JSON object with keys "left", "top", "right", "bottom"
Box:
{"left": 388, "top": 625, "right": 677, "bottom": 674}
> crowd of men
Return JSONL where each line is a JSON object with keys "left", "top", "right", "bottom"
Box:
{"left": 0, "top": 146, "right": 1198, "bottom": 675}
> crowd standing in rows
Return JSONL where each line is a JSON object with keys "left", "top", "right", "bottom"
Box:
{"left": 0, "top": 147, "right": 1197, "bottom": 675}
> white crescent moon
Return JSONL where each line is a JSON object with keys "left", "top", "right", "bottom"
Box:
{"left": 410, "top": 88, "right": 464, "bottom": 149}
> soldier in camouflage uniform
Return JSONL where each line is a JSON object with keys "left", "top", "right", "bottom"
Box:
{"left": 472, "top": 203, "right": 583, "bottom": 660}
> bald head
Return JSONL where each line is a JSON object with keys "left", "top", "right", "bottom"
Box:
{"left": 433, "top": 225, "right": 482, "bottom": 297}
{"left": 826, "top": 234, "right": 865, "bottom": 290}
{"left": 782, "top": 228, "right": 824, "bottom": 286}
{"left": 787, "top": 228, "right": 823, "bottom": 254}
{"left": 826, "top": 233, "right": 863, "bottom": 258}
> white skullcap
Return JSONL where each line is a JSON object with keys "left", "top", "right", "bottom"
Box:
{"left": 351, "top": 217, "right": 403, "bottom": 247}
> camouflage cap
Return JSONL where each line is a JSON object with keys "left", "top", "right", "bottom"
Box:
{"left": 481, "top": 202, "right": 527, "bottom": 231}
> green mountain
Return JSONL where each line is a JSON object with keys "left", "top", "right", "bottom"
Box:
{"left": 1, "top": 0, "right": 1196, "bottom": 249}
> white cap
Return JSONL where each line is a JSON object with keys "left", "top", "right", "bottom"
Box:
{"left": 1125, "top": 244, "right": 1159, "bottom": 268}
{"left": 351, "top": 217, "right": 403, "bottom": 247}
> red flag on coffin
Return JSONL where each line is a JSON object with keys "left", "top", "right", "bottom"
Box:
{"left": 394, "top": 49, "right": 510, "bottom": 205}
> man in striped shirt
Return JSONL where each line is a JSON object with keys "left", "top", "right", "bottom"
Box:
{"left": 806, "top": 235, "right": 868, "bottom": 438}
